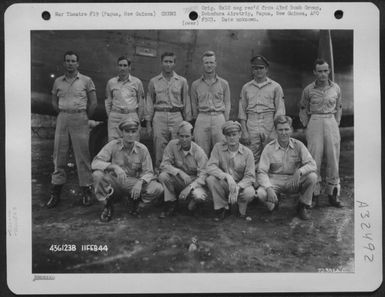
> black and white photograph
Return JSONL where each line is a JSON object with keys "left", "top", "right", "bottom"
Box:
{"left": 5, "top": 2, "right": 382, "bottom": 294}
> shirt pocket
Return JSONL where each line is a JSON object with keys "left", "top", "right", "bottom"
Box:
{"left": 270, "top": 162, "right": 282, "bottom": 173}
{"left": 171, "top": 83, "right": 182, "bottom": 98}
{"left": 234, "top": 158, "right": 246, "bottom": 175}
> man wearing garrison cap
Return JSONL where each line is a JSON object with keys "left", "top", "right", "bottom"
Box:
{"left": 238, "top": 55, "right": 285, "bottom": 171}
{"left": 91, "top": 118, "right": 163, "bottom": 222}
{"left": 206, "top": 121, "right": 256, "bottom": 221}
{"left": 158, "top": 121, "right": 209, "bottom": 217}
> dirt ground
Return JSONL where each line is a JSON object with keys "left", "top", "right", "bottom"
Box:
{"left": 31, "top": 129, "right": 354, "bottom": 273}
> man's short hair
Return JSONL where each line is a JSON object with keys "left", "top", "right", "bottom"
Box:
{"left": 202, "top": 50, "right": 216, "bottom": 60}
{"left": 274, "top": 115, "right": 293, "bottom": 128}
{"left": 313, "top": 58, "right": 329, "bottom": 70}
{"left": 161, "top": 52, "right": 176, "bottom": 62}
{"left": 63, "top": 51, "right": 79, "bottom": 62}
{"left": 117, "top": 55, "right": 131, "bottom": 65}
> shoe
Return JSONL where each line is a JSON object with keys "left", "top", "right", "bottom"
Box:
{"left": 81, "top": 186, "right": 93, "bottom": 206}
{"left": 297, "top": 203, "right": 311, "bottom": 220}
{"left": 187, "top": 199, "right": 197, "bottom": 212}
{"left": 213, "top": 208, "right": 229, "bottom": 222}
{"left": 127, "top": 199, "right": 139, "bottom": 215}
{"left": 328, "top": 188, "right": 343, "bottom": 208}
{"left": 46, "top": 185, "right": 63, "bottom": 208}
{"left": 311, "top": 195, "right": 319, "bottom": 209}
{"left": 100, "top": 204, "right": 113, "bottom": 222}
{"left": 159, "top": 201, "right": 177, "bottom": 218}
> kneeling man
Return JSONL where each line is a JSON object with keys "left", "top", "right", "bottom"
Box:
{"left": 158, "top": 121, "right": 209, "bottom": 217}
{"left": 92, "top": 119, "right": 163, "bottom": 222}
{"left": 256, "top": 115, "right": 317, "bottom": 220}
{"left": 206, "top": 121, "right": 256, "bottom": 220}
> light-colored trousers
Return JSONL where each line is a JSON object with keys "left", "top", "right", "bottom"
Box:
{"left": 206, "top": 175, "right": 255, "bottom": 215}
{"left": 246, "top": 112, "right": 275, "bottom": 169}
{"left": 51, "top": 111, "right": 93, "bottom": 186}
{"left": 93, "top": 170, "right": 163, "bottom": 203}
{"left": 108, "top": 111, "right": 139, "bottom": 141}
{"left": 194, "top": 112, "right": 226, "bottom": 158}
{"left": 306, "top": 114, "right": 340, "bottom": 196}
{"left": 153, "top": 111, "right": 183, "bottom": 168}
{"left": 256, "top": 172, "right": 317, "bottom": 206}
{"left": 158, "top": 172, "right": 208, "bottom": 202}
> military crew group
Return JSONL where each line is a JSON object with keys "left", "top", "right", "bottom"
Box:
{"left": 46, "top": 50, "right": 343, "bottom": 222}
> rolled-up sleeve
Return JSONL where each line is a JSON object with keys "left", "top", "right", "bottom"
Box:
{"left": 105, "top": 81, "right": 112, "bottom": 116}
{"left": 335, "top": 85, "right": 342, "bottom": 126}
{"left": 257, "top": 147, "right": 273, "bottom": 189}
{"left": 238, "top": 150, "right": 255, "bottom": 189}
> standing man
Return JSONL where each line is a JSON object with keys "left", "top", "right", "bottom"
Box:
{"left": 238, "top": 55, "right": 285, "bottom": 169}
{"left": 105, "top": 56, "right": 145, "bottom": 141}
{"left": 92, "top": 119, "right": 163, "bottom": 222}
{"left": 299, "top": 58, "right": 343, "bottom": 208}
{"left": 158, "top": 121, "right": 208, "bottom": 217}
{"left": 145, "top": 52, "right": 191, "bottom": 169}
{"left": 206, "top": 121, "right": 255, "bottom": 221}
{"left": 46, "top": 51, "right": 97, "bottom": 208}
{"left": 191, "top": 50, "right": 231, "bottom": 157}
{"left": 256, "top": 116, "right": 317, "bottom": 220}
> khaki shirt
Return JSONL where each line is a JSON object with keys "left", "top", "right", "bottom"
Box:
{"left": 105, "top": 75, "right": 145, "bottom": 118}
{"left": 160, "top": 139, "right": 208, "bottom": 188}
{"left": 52, "top": 72, "right": 95, "bottom": 111}
{"left": 257, "top": 138, "right": 317, "bottom": 188}
{"left": 145, "top": 72, "right": 191, "bottom": 121}
{"left": 238, "top": 78, "right": 285, "bottom": 120}
{"left": 91, "top": 140, "right": 155, "bottom": 183}
{"left": 299, "top": 80, "right": 342, "bottom": 127}
{"left": 191, "top": 75, "right": 231, "bottom": 120}
{"left": 206, "top": 141, "right": 255, "bottom": 189}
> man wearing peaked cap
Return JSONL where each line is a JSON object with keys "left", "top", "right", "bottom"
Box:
{"left": 206, "top": 120, "right": 256, "bottom": 221}
{"left": 158, "top": 121, "right": 209, "bottom": 217}
{"left": 91, "top": 118, "right": 163, "bottom": 222}
{"left": 238, "top": 54, "right": 285, "bottom": 172}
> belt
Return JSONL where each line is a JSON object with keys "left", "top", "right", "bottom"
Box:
{"left": 247, "top": 111, "right": 274, "bottom": 119}
{"left": 155, "top": 107, "right": 182, "bottom": 113}
{"left": 200, "top": 111, "right": 224, "bottom": 115}
{"left": 59, "top": 109, "right": 86, "bottom": 113}
{"left": 310, "top": 113, "right": 334, "bottom": 118}
{"left": 111, "top": 107, "right": 137, "bottom": 114}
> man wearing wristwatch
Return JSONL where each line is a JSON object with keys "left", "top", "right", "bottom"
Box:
{"left": 91, "top": 119, "right": 163, "bottom": 222}
{"left": 256, "top": 115, "right": 317, "bottom": 220}
{"left": 158, "top": 121, "right": 208, "bottom": 217}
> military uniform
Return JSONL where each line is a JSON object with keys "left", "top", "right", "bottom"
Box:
{"left": 190, "top": 75, "right": 231, "bottom": 157}
{"left": 299, "top": 80, "right": 342, "bottom": 197}
{"left": 206, "top": 122, "right": 255, "bottom": 217}
{"left": 256, "top": 138, "right": 317, "bottom": 208}
{"left": 145, "top": 72, "right": 191, "bottom": 168}
{"left": 105, "top": 75, "right": 145, "bottom": 141}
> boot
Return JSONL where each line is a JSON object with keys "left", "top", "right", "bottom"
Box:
{"left": 311, "top": 195, "right": 319, "bottom": 209}
{"left": 213, "top": 208, "right": 230, "bottom": 222}
{"left": 297, "top": 202, "right": 311, "bottom": 220}
{"left": 46, "top": 184, "right": 63, "bottom": 208}
{"left": 159, "top": 201, "right": 177, "bottom": 218}
{"left": 81, "top": 185, "right": 93, "bottom": 206}
{"left": 128, "top": 198, "right": 140, "bottom": 216}
{"left": 100, "top": 200, "right": 113, "bottom": 222}
{"left": 328, "top": 188, "right": 343, "bottom": 208}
